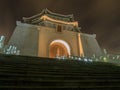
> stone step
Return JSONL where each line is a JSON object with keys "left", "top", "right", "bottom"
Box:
{"left": 0, "top": 75, "right": 120, "bottom": 81}
{"left": 0, "top": 55, "right": 120, "bottom": 89}
{"left": 1, "top": 68, "right": 119, "bottom": 75}
{"left": 0, "top": 70, "right": 120, "bottom": 76}
{"left": 0, "top": 55, "right": 115, "bottom": 65}
{"left": 0, "top": 85, "right": 120, "bottom": 89}
{"left": 0, "top": 65, "right": 120, "bottom": 74}
{"left": 0, "top": 72, "right": 120, "bottom": 79}
{"left": 0, "top": 79, "right": 120, "bottom": 86}
{"left": 0, "top": 62, "right": 112, "bottom": 68}
{"left": 0, "top": 60, "right": 113, "bottom": 65}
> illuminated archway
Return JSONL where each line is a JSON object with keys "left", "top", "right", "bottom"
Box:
{"left": 49, "top": 40, "right": 70, "bottom": 58}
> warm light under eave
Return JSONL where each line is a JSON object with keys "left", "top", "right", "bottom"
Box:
{"left": 40, "top": 15, "right": 78, "bottom": 27}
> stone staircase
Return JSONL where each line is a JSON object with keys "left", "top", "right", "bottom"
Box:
{"left": 0, "top": 54, "right": 120, "bottom": 89}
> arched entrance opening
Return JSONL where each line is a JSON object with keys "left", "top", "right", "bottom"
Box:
{"left": 49, "top": 40, "right": 70, "bottom": 58}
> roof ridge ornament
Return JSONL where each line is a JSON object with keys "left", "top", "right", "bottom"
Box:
{"left": 44, "top": 8, "right": 48, "bottom": 14}
{"left": 22, "top": 8, "right": 78, "bottom": 27}
{"left": 23, "top": 8, "right": 74, "bottom": 20}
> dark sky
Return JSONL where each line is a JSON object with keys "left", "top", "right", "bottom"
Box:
{"left": 0, "top": 0, "right": 120, "bottom": 54}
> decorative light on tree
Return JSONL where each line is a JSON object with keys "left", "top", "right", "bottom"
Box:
{"left": 0, "top": 36, "right": 5, "bottom": 53}
{"left": 4, "top": 45, "right": 20, "bottom": 55}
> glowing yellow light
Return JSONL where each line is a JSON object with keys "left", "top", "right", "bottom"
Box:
{"left": 78, "top": 33, "right": 84, "bottom": 57}
{"left": 40, "top": 15, "right": 78, "bottom": 26}
{"left": 50, "top": 40, "right": 71, "bottom": 55}
{"left": 103, "top": 57, "right": 107, "bottom": 62}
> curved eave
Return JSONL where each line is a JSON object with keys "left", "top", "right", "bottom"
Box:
{"left": 23, "top": 8, "right": 74, "bottom": 22}
{"left": 40, "top": 15, "right": 78, "bottom": 27}
{"left": 45, "top": 8, "right": 74, "bottom": 18}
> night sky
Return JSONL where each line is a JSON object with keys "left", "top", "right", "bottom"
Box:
{"left": 0, "top": 0, "right": 120, "bottom": 54}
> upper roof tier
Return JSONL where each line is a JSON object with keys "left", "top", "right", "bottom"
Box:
{"left": 23, "top": 8, "right": 78, "bottom": 26}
